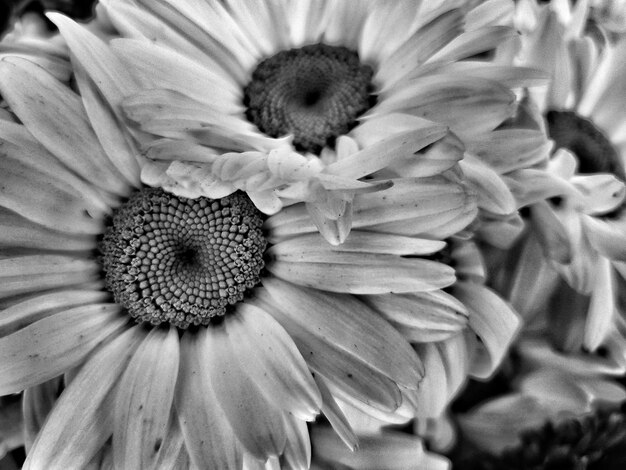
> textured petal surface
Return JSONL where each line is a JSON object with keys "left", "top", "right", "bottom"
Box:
{"left": 113, "top": 327, "right": 180, "bottom": 470}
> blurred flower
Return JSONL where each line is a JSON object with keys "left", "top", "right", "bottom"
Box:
{"left": 492, "top": 0, "right": 626, "bottom": 364}
{"left": 457, "top": 400, "right": 626, "bottom": 470}
{"left": 51, "top": 0, "right": 550, "bottom": 244}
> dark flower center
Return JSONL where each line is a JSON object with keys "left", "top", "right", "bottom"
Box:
{"left": 99, "top": 188, "right": 266, "bottom": 329}
{"left": 546, "top": 110, "right": 626, "bottom": 180}
{"left": 244, "top": 43, "right": 376, "bottom": 154}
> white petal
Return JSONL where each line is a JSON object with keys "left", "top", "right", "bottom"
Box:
{"left": 23, "top": 378, "right": 63, "bottom": 452}
{"left": 260, "top": 277, "right": 424, "bottom": 389}
{"left": 0, "top": 57, "right": 128, "bottom": 196}
{"left": 572, "top": 174, "right": 626, "bottom": 215}
{"left": 0, "top": 255, "right": 100, "bottom": 298}
{"left": 0, "top": 144, "right": 107, "bottom": 235}
{"left": 376, "top": 10, "right": 464, "bottom": 88}
{"left": 530, "top": 200, "right": 573, "bottom": 264}
{"left": 24, "top": 327, "right": 145, "bottom": 470}
{"left": 0, "top": 288, "right": 108, "bottom": 337}
{"left": 466, "top": 129, "right": 551, "bottom": 174}
{"left": 363, "top": 291, "right": 468, "bottom": 343}
{"left": 282, "top": 413, "right": 312, "bottom": 470}
{"left": 0, "top": 303, "right": 127, "bottom": 395}
{"left": 582, "top": 215, "right": 626, "bottom": 260}
{"left": 454, "top": 282, "right": 521, "bottom": 379}
{"left": 268, "top": 251, "right": 455, "bottom": 295}
{"left": 113, "top": 327, "right": 180, "bottom": 470}
{"left": 312, "top": 374, "right": 358, "bottom": 451}
{"left": 203, "top": 323, "right": 287, "bottom": 460}
{"left": 0, "top": 207, "right": 95, "bottom": 252}
{"left": 306, "top": 200, "right": 353, "bottom": 246}
{"left": 73, "top": 63, "right": 141, "bottom": 187}
{"left": 327, "top": 126, "right": 448, "bottom": 180}
{"left": 460, "top": 155, "right": 516, "bottom": 215}
{"left": 428, "top": 26, "right": 517, "bottom": 64}
{"left": 226, "top": 304, "right": 322, "bottom": 421}
{"left": 110, "top": 38, "right": 240, "bottom": 110}
{"left": 584, "top": 257, "right": 615, "bottom": 351}
{"left": 176, "top": 331, "right": 242, "bottom": 469}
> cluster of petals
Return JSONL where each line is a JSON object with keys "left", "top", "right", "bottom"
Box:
{"left": 67, "top": 0, "right": 554, "bottom": 246}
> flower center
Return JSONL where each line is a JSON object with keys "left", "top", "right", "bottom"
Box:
{"left": 546, "top": 110, "right": 626, "bottom": 180}
{"left": 244, "top": 43, "right": 376, "bottom": 154}
{"left": 99, "top": 188, "right": 266, "bottom": 329}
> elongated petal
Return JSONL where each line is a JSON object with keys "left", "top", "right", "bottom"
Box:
{"left": 255, "top": 293, "right": 403, "bottom": 413}
{"left": 0, "top": 208, "right": 95, "bottom": 252}
{"left": 584, "top": 257, "right": 615, "bottom": 351}
{"left": 429, "top": 62, "right": 547, "bottom": 89}
{"left": 305, "top": 199, "right": 352, "bottom": 246}
{"left": 268, "top": 251, "right": 455, "bottom": 294}
{"left": 282, "top": 413, "right": 312, "bottom": 470}
{"left": 265, "top": 177, "right": 475, "bottom": 240}
{"left": 0, "top": 289, "right": 109, "bottom": 337}
{"left": 202, "top": 323, "right": 287, "bottom": 460}
{"left": 23, "top": 378, "right": 63, "bottom": 452}
{"left": 260, "top": 277, "right": 424, "bottom": 389}
{"left": 226, "top": 304, "right": 321, "bottom": 421}
{"left": 376, "top": 10, "right": 464, "bottom": 88}
{"left": 530, "top": 200, "right": 573, "bottom": 264}
{"left": 582, "top": 215, "right": 626, "bottom": 260}
{"left": 0, "top": 122, "right": 112, "bottom": 213}
{"left": 0, "top": 303, "right": 127, "bottom": 395}
{"left": 377, "top": 76, "right": 515, "bottom": 137}
{"left": 460, "top": 155, "right": 516, "bottom": 215}
{"left": 326, "top": 126, "right": 448, "bottom": 180}
{"left": 176, "top": 330, "right": 242, "bottom": 469}
{"left": 428, "top": 26, "right": 518, "bottom": 64}
{"left": 363, "top": 291, "right": 468, "bottom": 343}
{"left": 454, "top": 282, "right": 521, "bottom": 379}
{"left": 153, "top": 416, "right": 188, "bottom": 470}
{"left": 313, "top": 374, "right": 358, "bottom": 451}
{"left": 113, "top": 327, "right": 180, "bottom": 470}
{"left": 0, "top": 255, "right": 100, "bottom": 298}
{"left": 24, "top": 327, "right": 145, "bottom": 470}
{"left": 110, "top": 38, "right": 240, "bottom": 109}
{"left": 0, "top": 57, "right": 128, "bottom": 196}
{"left": 73, "top": 63, "right": 141, "bottom": 187}
{"left": 48, "top": 13, "right": 138, "bottom": 104}
{"left": 0, "top": 153, "right": 106, "bottom": 235}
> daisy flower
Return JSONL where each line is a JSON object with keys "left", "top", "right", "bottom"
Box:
{"left": 0, "top": 52, "right": 479, "bottom": 468}
{"left": 56, "top": 0, "right": 549, "bottom": 244}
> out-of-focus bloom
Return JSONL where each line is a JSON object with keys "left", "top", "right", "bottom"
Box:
{"left": 0, "top": 51, "right": 484, "bottom": 468}
{"left": 456, "top": 364, "right": 626, "bottom": 455}
{"left": 52, "top": 0, "right": 550, "bottom": 244}
{"left": 457, "top": 400, "right": 626, "bottom": 469}
{"left": 493, "top": 0, "right": 626, "bottom": 367}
